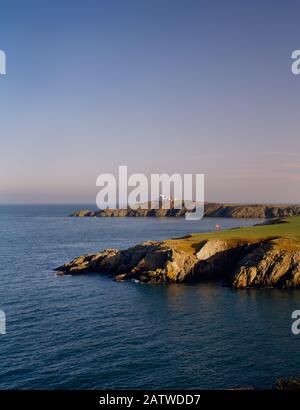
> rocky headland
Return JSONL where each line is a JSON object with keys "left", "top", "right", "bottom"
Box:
{"left": 70, "top": 202, "right": 300, "bottom": 219}
{"left": 56, "top": 217, "right": 300, "bottom": 288}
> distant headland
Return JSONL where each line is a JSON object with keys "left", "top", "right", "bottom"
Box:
{"left": 70, "top": 202, "right": 300, "bottom": 219}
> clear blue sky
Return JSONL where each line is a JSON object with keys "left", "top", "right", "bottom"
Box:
{"left": 1, "top": 0, "right": 300, "bottom": 204}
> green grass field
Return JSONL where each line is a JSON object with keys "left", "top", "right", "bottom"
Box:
{"left": 166, "top": 217, "right": 300, "bottom": 254}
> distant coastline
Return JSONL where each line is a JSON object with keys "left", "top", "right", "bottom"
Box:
{"left": 70, "top": 202, "right": 300, "bottom": 219}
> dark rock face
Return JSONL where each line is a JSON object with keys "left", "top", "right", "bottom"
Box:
{"left": 193, "top": 239, "right": 256, "bottom": 281}
{"left": 55, "top": 238, "right": 300, "bottom": 288}
{"left": 70, "top": 203, "right": 300, "bottom": 219}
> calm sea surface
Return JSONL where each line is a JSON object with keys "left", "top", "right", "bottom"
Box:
{"left": 0, "top": 205, "right": 300, "bottom": 389}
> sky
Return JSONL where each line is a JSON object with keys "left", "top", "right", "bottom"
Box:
{"left": 0, "top": 0, "right": 300, "bottom": 204}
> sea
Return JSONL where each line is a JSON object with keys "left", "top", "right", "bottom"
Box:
{"left": 0, "top": 205, "right": 300, "bottom": 389}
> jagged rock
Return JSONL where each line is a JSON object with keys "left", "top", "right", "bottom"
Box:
{"left": 55, "top": 238, "right": 300, "bottom": 288}
{"left": 55, "top": 242, "right": 198, "bottom": 283}
{"left": 230, "top": 241, "right": 300, "bottom": 288}
{"left": 56, "top": 249, "right": 119, "bottom": 274}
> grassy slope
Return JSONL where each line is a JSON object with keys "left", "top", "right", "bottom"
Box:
{"left": 165, "top": 217, "right": 300, "bottom": 255}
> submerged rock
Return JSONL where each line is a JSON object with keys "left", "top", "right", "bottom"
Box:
{"left": 276, "top": 376, "right": 300, "bottom": 390}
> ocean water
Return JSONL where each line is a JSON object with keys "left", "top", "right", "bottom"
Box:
{"left": 0, "top": 205, "right": 300, "bottom": 389}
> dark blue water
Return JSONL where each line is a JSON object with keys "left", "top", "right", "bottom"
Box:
{"left": 0, "top": 205, "right": 300, "bottom": 389}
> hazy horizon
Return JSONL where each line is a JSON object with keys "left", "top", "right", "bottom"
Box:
{"left": 1, "top": 0, "right": 300, "bottom": 204}
{"left": 1, "top": 200, "right": 300, "bottom": 206}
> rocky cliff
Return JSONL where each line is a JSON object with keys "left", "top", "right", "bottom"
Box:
{"left": 70, "top": 203, "right": 300, "bottom": 219}
{"left": 55, "top": 236, "right": 300, "bottom": 288}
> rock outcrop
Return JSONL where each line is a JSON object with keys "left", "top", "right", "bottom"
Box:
{"left": 56, "top": 242, "right": 198, "bottom": 284}
{"left": 70, "top": 203, "right": 300, "bottom": 219}
{"left": 55, "top": 237, "right": 300, "bottom": 288}
{"left": 231, "top": 241, "right": 300, "bottom": 288}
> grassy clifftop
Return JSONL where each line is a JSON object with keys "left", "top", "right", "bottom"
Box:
{"left": 166, "top": 217, "right": 300, "bottom": 254}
